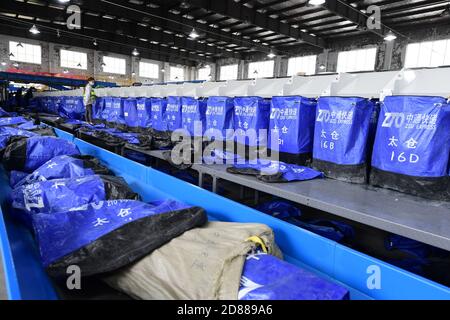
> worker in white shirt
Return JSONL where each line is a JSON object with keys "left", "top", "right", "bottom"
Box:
{"left": 83, "top": 77, "right": 96, "bottom": 124}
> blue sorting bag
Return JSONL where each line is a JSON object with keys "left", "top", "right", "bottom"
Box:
{"left": 227, "top": 161, "right": 323, "bottom": 183}
{"left": 53, "top": 96, "right": 64, "bottom": 115}
{"left": 150, "top": 97, "right": 168, "bottom": 132}
{"left": 101, "top": 97, "right": 114, "bottom": 122}
{"left": 370, "top": 96, "right": 450, "bottom": 200}
{"left": 32, "top": 199, "right": 207, "bottom": 278}
{"left": 11, "top": 154, "right": 112, "bottom": 188}
{"left": 136, "top": 97, "right": 152, "bottom": 130}
{"left": 11, "top": 175, "right": 139, "bottom": 225}
{"left": 59, "top": 97, "right": 85, "bottom": 120}
{"left": 93, "top": 97, "right": 105, "bottom": 121}
{"left": 234, "top": 97, "right": 271, "bottom": 149}
{"left": 256, "top": 199, "right": 354, "bottom": 243}
{"left": 123, "top": 98, "right": 139, "bottom": 130}
{"left": 205, "top": 96, "right": 234, "bottom": 141}
{"left": 269, "top": 96, "right": 317, "bottom": 165}
{"left": 0, "top": 117, "right": 29, "bottom": 127}
{"left": 313, "top": 97, "right": 375, "bottom": 184}
{"left": 239, "top": 253, "right": 349, "bottom": 300}
{"left": 2, "top": 136, "right": 80, "bottom": 172}
{"left": 165, "top": 96, "right": 183, "bottom": 132}
{"left": 181, "top": 97, "right": 207, "bottom": 137}
{"left": 109, "top": 97, "right": 127, "bottom": 128}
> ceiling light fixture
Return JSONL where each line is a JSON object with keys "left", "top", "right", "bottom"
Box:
{"left": 267, "top": 51, "right": 276, "bottom": 58}
{"left": 189, "top": 28, "right": 200, "bottom": 39}
{"left": 93, "top": 39, "right": 98, "bottom": 46}
{"left": 1, "top": 61, "right": 7, "bottom": 66}
{"left": 319, "top": 64, "right": 326, "bottom": 70}
{"left": 384, "top": 30, "right": 397, "bottom": 41}
{"left": 132, "top": 48, "right": 140, "bottom": 56}
{"left": 308, "top": 0, "right": 325, "bottom": 5}
{"left": 29, "top": 24, "right": 40, "bottom": 34}
{"left": 16, "top": 42, "right": 23, "bottom": 48}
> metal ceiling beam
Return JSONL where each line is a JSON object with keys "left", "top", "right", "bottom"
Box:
{"left": 0, "top": 20, "right": 197, "bottom": 66}
{"left": 254, "top": 0, "right": 289, "bottom": 11}
{"left": 189, "top": 0, "right": 327, "bottom": 49}
{"left": 0, "top": 0, "right": 238, "bottom": 60}
{"left": 79, "top": 0, "right": 273, "bottom": 54}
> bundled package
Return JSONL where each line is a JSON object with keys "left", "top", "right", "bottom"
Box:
{"left": 3, "top": 136, "right": 80, "bottom": 172}
{"left": 268, "top": 96, "right": 317, "bottom": 165}
{"left": 11, "top": 154, "right": 112, "bottom": 188}
{"left": 103, "top": 221, "right": 281, "bottom": 300}
{"left": 239, "top": 253, "right": 349, "bottom": 300}
{"left": 0, "top": 116, "right": 29, "bottom": 127}
{"left": 32, "top": 199, "right": 207, "bottom": 278}
{"left": 370, "top": 96, "right": 450, "bottom": 200}
{"left": 313, "top": 97, "right": 375, "bottom": 183}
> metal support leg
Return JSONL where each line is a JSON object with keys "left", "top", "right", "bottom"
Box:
{"left": 239, "top": 185, "right": 245, "bottom": 199}
{"left": 198, "top": 172, "right": 203, "bottom": 188}
{"left": 212, "top": 177, "right": 218, "bottom": 194}
{"left": 254, "top": 190, "right": 259, "bottom": 205}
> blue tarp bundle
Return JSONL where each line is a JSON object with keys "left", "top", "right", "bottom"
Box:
{"left": 10, "top": 154, "right": 111, "bottom": 188}
{"left": 0, "top": 116, "right": 29, "bottom": 127}
{"left": 370, "top": 96, "right": 450, "bottom": 200}
{"left": 181, "top": 96, "right": 207, "bottom": 137}
{"left": 227, "top": 161, "right": 323, "bottom": 183}
{"left": 165, "top": 96, "right": 183, "bottom": 132}
{"left": 32, "top": 199, "right": 207, "bottom": 278}
{"left": 59, "top": 97, "right": 85, "bottom": 120}
{"left": 234, "top": 97, "right": 271, "bottom": 148}
{"left": 151, "top": 98, "right": 168, "bottom": 132}
{"left": 205, "top": 96, "right": 234, "bottom": 141}
{"left": 239, "top": 253, "right": 349, "bottom": 300}
{"left": 0, "top": 126, "right": 37, "bottom": 138}
{"left": 269, "top": 96, "right": 317, "bottom": 165}
{"left": 313, "top": 97, "right": 375, "bottom": 184}
{"left": 2, "top": 136, "right": 80, "bottom": 172}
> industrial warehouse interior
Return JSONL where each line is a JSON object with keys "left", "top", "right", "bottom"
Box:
{"left": 0, "top": 0, "right": 450, "bottom": 305}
